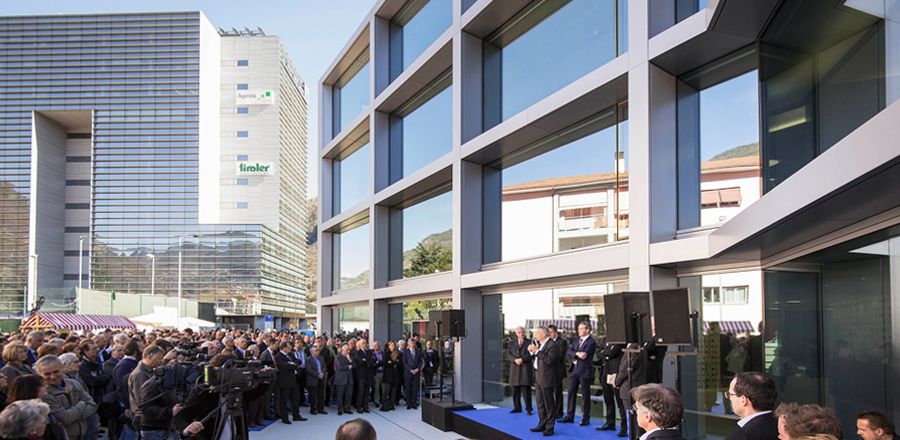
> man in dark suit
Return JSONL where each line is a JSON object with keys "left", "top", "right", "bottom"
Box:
{"left": 403, "top": 339, "right": 424, "bottom": 409}
{"left": 422, "top": 340, "right": 438, "bottom": 398}
{"left": 615, "top": 342, "right": 646, "bottom": 438}
{"left": 529, "top": 326, "right": 559, "bottom": 437}
{"left": 507, "top": 326, "right": 534, "bottom": 415}
{"left": 352, "top": 340, "right": 375, "bottom": 413}
{"left": 631, "top": 383, "right": 686, "bottom": 440}
{"left": 333, "top": 343, "right": 354, "bottom": 415}
{"left": 258, "top": 338, "right": 278, "bottom": 420}
{"left": 547, "top": 325, "right": 567, "bottom": 419}
{"left": 274, "top": 342, "right": 307, "bottom": 424}
{"left": 725, "top": 372, "right": 778, "bottom": 440}
{"left": 595, "top": 337, "right": 627, "bottom": 432}
{"left": 292, "top": 339, "right": 307, "bottom": 406}
{"left": 560, "top": 322, "right": 597, "bottom": 426}
{"left": 305, "top": 344, "right": 327, "bottom": 415}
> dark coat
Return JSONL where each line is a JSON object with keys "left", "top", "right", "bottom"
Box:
{"left": 113, "top": 356, "right": 138, "bottom": 407}
{"left": 551, "top": 337, "right": 568, "bottom": 380}
{"left": 597, "top": 341, "right": 625, "bottom": 377}
{"left": 645, "top": 428, "right": 687, "bottom": 440}
{"left": 259, "top": 348, "right": 277, "bottom": 369}
{"left": 724, "top": 412, "right": 779, "bottom": 440}
{"left": 533, "top": 338, "right": 560, "bottom": 388}
{"left": 423, "top": 349, "right": 439, "bottom": 374}
{"left": 615, "top": 344, "right": 646, "bottom": 404}
{"left": 333, "top": 354, "right": 353, "bottom": 386}
{"left": 566, "top": 335, "right": 597, "bottom": 379}
{"left": 383, "top": 351, "right": 403, "bottom": 384}
{"left": 403, "top": 348, "right": 424, "bottom": 377}
{"left": 351, "top": 349, "right": 374, "bottom": 380}
{"left": 274, "top": 351, "right": 300, "bottom": 389}
{"left": 506, "top": 338, "right": 534, "bottom": 386}
{"left": 305, "top": 355, "right": 325, "bottom": 386}
{"left": 79, "top": 357, "right": 111, "bottom": 404}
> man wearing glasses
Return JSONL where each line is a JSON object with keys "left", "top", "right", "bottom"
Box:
{"left": 725, "top": 372, "right": 778, "bottom": 440}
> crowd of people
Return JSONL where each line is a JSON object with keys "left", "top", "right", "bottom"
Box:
{"left": 0, "top": 327, "right": 441, "bottom": 440}
{"left": 508, "top": 322, "right": 898, "bottom": 440}
{"left": 0, "top": 324, "right": 895, "bottom": 440}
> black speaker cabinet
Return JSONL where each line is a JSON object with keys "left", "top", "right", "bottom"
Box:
{"left": 428, "top": 309, "right": 466, "bottom": 338}
{"left": 651, "top": 288, "right": 692, "bottom": 345}
{"left": 604, "top": 292, "right": 651, "bottom": 344}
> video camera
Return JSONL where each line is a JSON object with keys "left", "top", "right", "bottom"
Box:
{"left": 203, "top": 360, "right": 274, "bottom": 395}
{"left": 174, "top": 340, "right": 208, "bottom": 361}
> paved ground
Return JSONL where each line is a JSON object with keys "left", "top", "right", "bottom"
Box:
{"left": 248, "top": 405, "right": 469, "bottom": 440}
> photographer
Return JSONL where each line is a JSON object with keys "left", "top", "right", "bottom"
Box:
{"left": 129, "top": 345, "right": 167, "bottom": 438}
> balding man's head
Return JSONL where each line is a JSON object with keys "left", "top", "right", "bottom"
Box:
{"left": 335, "top": 418, "right": 376, "bottom": 440}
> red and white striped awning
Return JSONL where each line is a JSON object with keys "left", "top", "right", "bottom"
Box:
{"left": 524, "top": 319, "right": 599, "bottom": 331}
{"left": 20, "top": 313, "right": 136, "bottom": 331}
{"left": 703, "top": 320, "right": 755, "bottom": 334}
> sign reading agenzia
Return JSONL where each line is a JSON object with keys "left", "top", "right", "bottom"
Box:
{"left": 236, "top": 89, "right": 275, "bottom": 105}
{"left": 236, "top": 162, "right": 274, "bottom": 176}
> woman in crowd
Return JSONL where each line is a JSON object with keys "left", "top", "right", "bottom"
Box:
{"left": 1, "top": 341, "right": 35, "bottom": 384}
{"left": 6, "top": 375, "right": 67, "bottom": 440}
{"left": 381, "top": 340, "right": 400, "bottom": 412}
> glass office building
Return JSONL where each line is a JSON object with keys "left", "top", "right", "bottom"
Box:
{"left": 0, "top": 12, "right": 309, "bottom": 326}
{"left": 320, "top": 0, "right": 900, "bottom": 436}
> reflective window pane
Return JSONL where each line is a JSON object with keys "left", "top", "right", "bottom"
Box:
{"left": 333, "top": 57, "right": 370, "bottom": 137}
{"left": 334, "top": 223, "right": 369, "bottom": 290}
{"left": 392, "top": 78, "right": 452, "bottom": 181}
{"left": 678, "top": 58, "right": 761, "bottom": 230}
{"left": 483, "top": 0, "right": 625, "bottom": 128}
{"left": 488, "top": 104, "right": 627, "bottom": 263}
{"left": 481, "top": 281, "right": 629, "bottom": 407}
{"left": 699, "top": 70, "right": 760, "bottom": 226}
{"left": 397, "top": 191, "right": 452, "bottom": 279}
{"left": 333, "top": 143, "right": 370, "bottom": 214}
{"left": 334, "top": 305, "right": 370, "bottom": 335}
{"left": 394, "top": 0, "right": 452, "bottom": 74}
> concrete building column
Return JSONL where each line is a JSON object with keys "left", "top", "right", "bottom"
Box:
{"left": 627, "top": 0, "right": 679, "bottom": 293}
{"left": 452, "top": 288, "right": 482, "bottom": 403}
{"left": 371, "top": 298, "right": 390, "bottom": 343}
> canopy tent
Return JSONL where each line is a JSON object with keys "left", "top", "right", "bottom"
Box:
{"left": 131, "top": 307, "right": 215, "bottom": 331}
{"left": 20, "top": 312, "right": 135, "bottom": 331}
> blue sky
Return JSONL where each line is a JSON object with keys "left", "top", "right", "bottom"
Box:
{"left": 0, "top": 0, "right": 377, "bottom": 198}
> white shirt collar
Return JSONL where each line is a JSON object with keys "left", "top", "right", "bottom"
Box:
{"left": 737, "top": 410, "right": 771, "bottom": 428}
{"left": 640, "top": 428, "right": 662, "bottom": 440}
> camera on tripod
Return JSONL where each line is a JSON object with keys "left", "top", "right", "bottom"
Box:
{"left": 204, "top": 360, "right": 274, "bottom": 394}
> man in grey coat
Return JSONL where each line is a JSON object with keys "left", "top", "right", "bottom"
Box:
{"left": 36, "top": 354, "right": 98, "bottom": 440}
{"left": 507, "top": 326, "right": 534, "bottom": 415}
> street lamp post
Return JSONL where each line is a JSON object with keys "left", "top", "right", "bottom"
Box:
{"left": 78, "top": 235, "right": 87, "bottom": 290}
{"left": 176, "top": 235, "right": 199, "bottom": 330}
{"left": 147, "top": 254, "right": 155, "bottom": 296}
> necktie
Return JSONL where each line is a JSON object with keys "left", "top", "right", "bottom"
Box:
{"left": 315, "top": 357, "right": 321, "bottom": 375}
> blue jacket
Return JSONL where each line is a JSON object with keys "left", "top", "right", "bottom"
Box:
{"left": 566, "top": 336, "right": 597, "bottom": 379}
{"left": 112, "top": 356, "right": 138, "bottom": 407}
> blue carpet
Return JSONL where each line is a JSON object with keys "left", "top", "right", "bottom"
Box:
{"left": 454, "top": 407, "right": 623, "bottom": 440}
{"left": 248, "top": 419, "right": 276, "bottom": 432}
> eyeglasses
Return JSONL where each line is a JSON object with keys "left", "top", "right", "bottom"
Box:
{"left": 727, "top": 392, "right": 740, "bottom": 398}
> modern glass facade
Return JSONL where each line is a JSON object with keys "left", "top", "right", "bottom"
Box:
{"left": 333, "top": 222, "right": 370, "bottom": 291}
{"left": 390, "top": 0, "right": 452, "bottom": 81}
{"left": 333, "top": 139, "right": 371, "bottom": 215}
{"left": 483, "top": 0, "right": 627, "bottom": 129}
{"left": 320, "top": 1, "right": 900, "bottom": 434}
{"left": 331, "top": 52, "right": 370, "bottom": 138}
{"left": 0, "top": 12, "right": 309, "bottom": 319}
{"left": 390, "top": 71, "right": 452, "bottom": 182}
{"left": 487, "top": 103, "right": 629, "bottom": 263}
